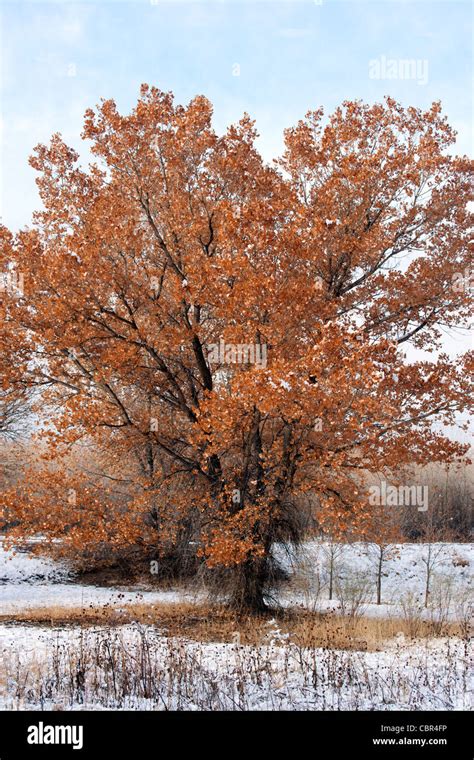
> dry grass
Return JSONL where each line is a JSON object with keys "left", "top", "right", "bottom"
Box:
{"left": 0, "top": 601, "right": 463, "bottom": 650}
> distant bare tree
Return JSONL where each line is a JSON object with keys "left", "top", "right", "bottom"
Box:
{"left": 0, "top": 391, "right": 29, "bottom": 501}
{"left": 321, "top": 538, "right": 346, "bottom": 602}
{"left": 421, "top": 515, "right": 446, "bottom": 608}
{"left": 0, "top": 391, "right": 28, "bottom": 440}
{"left": 364, "top": 504, "right": 402, "bottom": 605}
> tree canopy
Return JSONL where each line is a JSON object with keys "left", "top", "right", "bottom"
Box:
{"left": 1, "top": 87, "right": 472, "bottom": 610}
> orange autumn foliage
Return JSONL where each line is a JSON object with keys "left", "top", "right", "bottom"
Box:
{"left": 0, "top": 87, "right": 472, "bottom": 608}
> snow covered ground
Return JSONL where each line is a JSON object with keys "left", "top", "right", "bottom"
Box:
{"left": 0, "top": 623, "right": 471, "bottom": 710}
{"left": 0, "top": 541, "right": 70, "bottom": 584}
{"left": 276, "top": 541, "right": 473, "bottom": 619}
{"left": 0, "top": 539, "right": 472, "bottom": 618}
{"left": 0, "top": 538, "right": 472, "bottom": 711}
{"left": 0, "top": 541, "right": 202, "bottom": 615}
{"left": 0, "top": 584, "right": 202, "bottom": 615}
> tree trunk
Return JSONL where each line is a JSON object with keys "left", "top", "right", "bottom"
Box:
{"left": 377, "top": 549, "right": 383, "bottom": 605}
{"left": 425, "top": 566, "right": 431, "bottom": 608}
{"left": 329, "top": 554, "right": 334, "bottom": 601}
{"left": 230, "top": 557, "right": 269, "bottom": 614}
{"left": 424, "top": 544, "right": 432, "bottom": 608}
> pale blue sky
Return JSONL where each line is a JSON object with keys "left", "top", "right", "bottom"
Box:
{"left": 0, "top": 0, "right": 472, "bottom": 231}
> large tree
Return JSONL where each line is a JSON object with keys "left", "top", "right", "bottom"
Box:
{"left": 0, "top": 88, "right": 472, "bottom": 610}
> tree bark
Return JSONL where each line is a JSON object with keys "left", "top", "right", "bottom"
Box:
{"left": 377, "top": 549, "right": 383, "bottom": 605}
{"left": 230, "top": 556, "right": 269, "bottom": 614}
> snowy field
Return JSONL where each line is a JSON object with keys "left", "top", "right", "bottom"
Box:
{"left": 0, "top": 540, "right": 201, "bottom": 614}
{"left": 0, "top": 538, "right": 472, "bottom": 711}
{"left": 276, "top": 541, "right": 473, "bottom": 620}
{"left": 0, "top": 623, "right": 471, "bottom": 710}
{"left": 1, "top": 539, "right": 472, "bottom": 617}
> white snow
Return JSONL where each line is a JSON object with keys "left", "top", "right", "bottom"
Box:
{"left": 0, "top": 542, "right": 70, "bottom": 584}
{"left": 0, "top": 539, "right": 202, "bottom": 615}
{"left": 1, "top": 540, "right": 471, "bottom": 619}
{"left": 0, "top": 624, "right": 471, "bottom": 710}
{"left": 0, "top": 538, "right": 472, "bottom": 711}
{"left": 274, "top": 541, "right": 473, "bottom": 619}
{"left": 0, "top": 584, "right": 200, "bottom": 615}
